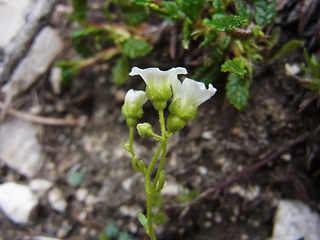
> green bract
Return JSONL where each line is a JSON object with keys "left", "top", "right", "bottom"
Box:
{"left": 122, "top": 89, "right": 148, "bottom": 126}
{"left": 168, "top": 78, "right": 217, "bottom": 132}
{"left": 129, "top": 67, "right": 187, "bottom": 110}
{"left": 137, "top": 123, "right": 153, "bottom": 137}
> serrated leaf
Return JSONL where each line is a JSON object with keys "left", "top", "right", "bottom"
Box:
{"left": 221, "top": 57, "right": 247, "bottom": 76}
{"left": 269, "top": 40, "right": 303, "bottom": 62}
{"left": 203, "top": 14, "right": 247, "bottom": 32}
{"left": 112, "top": 58, "right": 129, "bottom": 86}
{"left": 226, "top": 73, "right": 250, "bottom": 110}
{"left": 254, "top": 0, "right": 277, "bottom": 25}
{"left": 121, "top": 38, "right": 153, "bottom": 58}
{"left": 175, "top": 0, "right": 204, "bottom": 23}
{"left": 123, "top": 4, "right": 148, "bottom": 25}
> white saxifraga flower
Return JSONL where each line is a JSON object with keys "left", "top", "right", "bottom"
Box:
{"left": 122, "top": 89, "right": 148, "bottom": 126}
{"left": 129, "top": 67, "right": 188, "bottom": 110}
{"left": 168, "top": 78, "right": 217, "bottom": 132}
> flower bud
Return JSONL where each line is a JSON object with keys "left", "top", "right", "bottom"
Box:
{"left": 137, "top": 123, "right": 153, "bottom": 137}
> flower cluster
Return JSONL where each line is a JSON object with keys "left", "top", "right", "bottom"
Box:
{"left": 122, "top": 67, "right": 217, "bottom": 132}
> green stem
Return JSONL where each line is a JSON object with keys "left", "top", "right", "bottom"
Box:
{"left": 144, "top": 143, "right": 164, "bottom": 240}
{"left": 128, "top": 126, "right": 135, "bottom": 157}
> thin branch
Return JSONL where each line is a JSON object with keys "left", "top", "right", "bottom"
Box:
{"left": 0, "top": 101, "right": 87, "bottom": 126}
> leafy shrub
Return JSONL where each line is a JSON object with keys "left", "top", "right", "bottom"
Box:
{"left": 57, "top": 0, "right": 282, "bottom": 109}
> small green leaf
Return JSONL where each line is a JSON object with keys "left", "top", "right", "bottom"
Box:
{"left": 104, "top": 221, "right": 119, "bottom": 238}
{"left": 254, "top": 0, "right": 277, "bottom": 25}
{"left": 176, "top": 186, "right": 200, "bottom": 204}
{"left": 155, "top": 170, "right": 165, "bottom": 192}
{"left": 269, "top": 40, "right": 304, "bottom": 62}
{"left": 203, "top": 14, "right": 247, "bottom": 32}
{"left": 72, "top": 0, "right": 87, "bottom": 20}
{"left": 137, "top": 212, "right": 149, "bottom": 234}
{"left": 112, "top": 57, "right": 129, "bottom": 86}
{"left": 121, "top": 38, "right": 153, "bottom": 58}
{"left": 226, "top": 73, "right": 250, "bottom": 110}
{"left": 221, "top": 57, "right": 247, "bottom": 76}
{"left": 67, "top": 172, "right": 84, "bottom": 187}
{"left": 123, "top": 4, "right": 149, "bottom": 25}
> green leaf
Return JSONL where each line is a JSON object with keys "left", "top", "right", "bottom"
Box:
{"left": 67, "top": 172, "right": 84, "bottom": 187}
{"left": 203, "top": 14, "right": 247, "bottom": 32}
{"left": 221, "top": 57, "right": 247, "bottom": 76}
{"left": 137, "top": 212, "right": 149, "bottom": 234}
{"left": 176, "top": 186, "right": 200, "bottom": 204}
{"left": 121, "top": 38, "right": 153, "bottom": 58}
{"left": 254, "top": 0, "right": 277, "bottom": 25}
{"left": 269, "top": 40, "right": 304, "bottom": 62}
{"left": 213, "top": 0, "right": 227, "bottom": 13}
{"left": 123, "top": 4, "right": 149, "bottom": 25}
{"left": 72, "top": 0, "right": 87, "bottom": 20}
{"left": 175, "top": 0, "right": 205, "bottom": 23}
{"left": 112, "top": 57, "right": 129, "bottom": 86}
{"left": 235, "top": 1, "right": 251, "bottom": 21}
{"left": 226, "top": 73, "right": 250, "bottom": 110}
{"left": 104, "top": 221, "right": 119, "bottom": 238}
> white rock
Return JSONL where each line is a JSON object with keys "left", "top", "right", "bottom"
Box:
{"left": 0, "top": 118, "right": 44, "bottom": 178}
{"left": 198, "top": 166, "right": 208, "bottom": 176}
{"left": 49, "top": 67, "right": 62, "bottom": 95}
{"left": 76, "top": 188, "right": 89, "bottom": 202}
{"left": 48, "top": 188, "right": 67, "bottom": 213}
{"left": 0, "top": 182, "right": 38, "bottom": 224}
{"left": 270, "top": 199, "right": 320, "bottom": 240}
{"left": 285, "top": 63, "right": 301, "bottom": 76}
{"left": 161, "top": 182, "right": 180, "bottom": 196}
{"left": 229, "top": 184, "right": 260, "bottom": 201}
{"left": 29, "top": 179, "right": 53, "bottom": 197}
{"left": 119, "top": 204, "right": 142, "bottom": 218}
{"left": 0, "top": 0, "right": 33, "bottom": 47}
{"left": 32, "top": 237, "right": 61, "bottom": 240}
{"left": 2, "top": 27, "right": 63, "bottom": 100}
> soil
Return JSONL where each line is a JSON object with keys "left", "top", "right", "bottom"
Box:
{"left": 0, "top": 1, "right": 319, "bottom": 240}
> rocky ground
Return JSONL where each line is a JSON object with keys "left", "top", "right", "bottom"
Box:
{"left": 0, "top": 1, "right": 319, "bottom": 240}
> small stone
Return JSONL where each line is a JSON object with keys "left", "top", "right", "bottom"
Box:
{"left": 29, "top": 179, "right": 53, "bottom": 197}
{"left": 0, "top": 182, "right": 38, "bottom": 224}
{"left": 198, "top": 166, "right": 208, "bottom": 176}
{"left": 201, "top": 131, "right": 214, "bottom": 140}
{"left": 119, "top": 205, "right": 142, "bottom": 218}
{"left": 240, "top": 233, "right": 249, "bottom": 240}
{"left": 127, "top": 222, "right": 138, "bottom": 234}
{"left": 76, "top": 188, "right": 89, "bottom": 202}
{"left": 161, "top": 182, "right": 180, "bottom": 196}
{"left": 205, "top": 211, "right": 213, "bottom": 219}
{"left": 213, "top": 212, "right": 222, "bottom": 223}
{"left": 0, "top": 119, "right": 44, "bottom": 178}
{"left": 285, "top": 63, "right": 300, "bottom": 76}
{"left": 48, "top": 188, "right": 67, "bottom": 213}
{"left": 280, "top": 153, "right": 291, "bottom": 162}
{"left": 49, "top": 67, "right": 62, "bottom": 94}
{"left": 204, "top": 221, "right": 212, "bottom": 228}
{"left": 85, "top": 194, "right": 97, "bottom": 206}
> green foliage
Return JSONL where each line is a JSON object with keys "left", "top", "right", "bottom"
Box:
{"left": 120, "top": 38, "right": 153, "bottom": 58}
{"left": 301, "top": 49, "right": 320, "bottom": 95}
{"left": 112, "top": 57, "right": 129, "bottom": 86}
{"left": 253, "top": 0, "right": 277, "bottom": 25}
{"left": 58, "top": 0, "right": 294, "bottom": 110}
{"left": 221, "top": 57, "right": 247, "bottom": 76}
{"left": 99, "top": 221, "right": 136, "bottom": 240}
{"left": 67, "top": 172, "right": 84, "bottom": 187}
{"left": 151, "top": 193, "right": 168, "bottom": 225}
{"left": 226, "top": 73, "right": 250, "bottom": 110}
{"left": 72, "top": 0, "right": 87, "bottom": 20}
{"left": 269, "top": 40, "right": 304, "bottom": 62}
{"left": 176, "top": 186, "right": 200, "bottom": 204}
{"left": 203, "top": 14, "right": 247, "bottom": 32}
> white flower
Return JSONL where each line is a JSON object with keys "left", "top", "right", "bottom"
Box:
{"left": 167, "top": 78, "right": 216, "bottom": 132}
{"left": 122, "top": 89, "right": 148, "bottom": 125}
{"left": 129, "top": 67, "right": 188, "bottom": 104}
{"left": 172, "top": 77, "right": 217, "bottom": 110}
